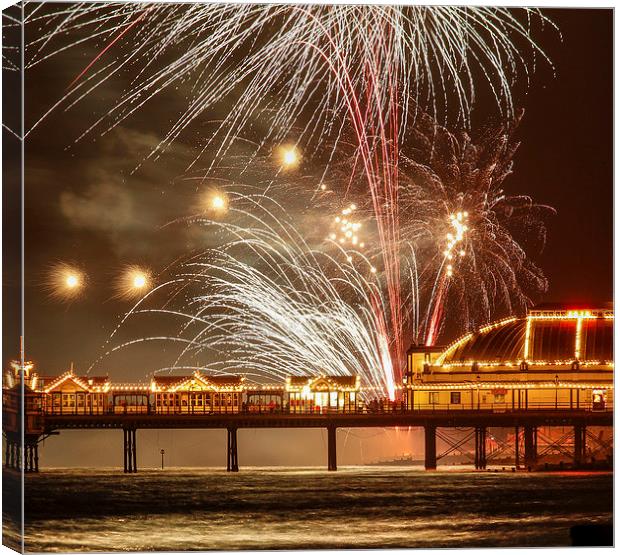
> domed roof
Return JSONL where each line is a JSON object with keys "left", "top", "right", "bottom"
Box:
{"left": 437, "top": 306, "right": 613, "bottom": 365}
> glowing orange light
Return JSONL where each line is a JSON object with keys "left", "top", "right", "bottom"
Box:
{"left": 116, "top": 265, "right": 152, "bottom": 300}
{"left": 279, "top": 145, "right": 300, "bottom": 168}
{"left": 47, "top": 262, "right": 86, "bottom": 301}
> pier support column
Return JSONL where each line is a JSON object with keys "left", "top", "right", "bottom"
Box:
{"left": 424, "top": 425, "right": 437, "bottom": 470}
{"left": 524, "top": 425, "right": 537, "bottom": 469}
{"left": 475, "top": 427, "right": 487, "bottom": 470}
{"left": 327, "top": 426, "right": 337, "bottom": 471}
{"left": 227, "top": 427, "right": 239, "bottom": 472}
{"left": 24, "top": 444, "right": 31, "bottom": 473}
{"left": 123, "top": 428, "right": 137, "bottom": 473}
{"left": 515, "top": 427, "right": 520, "bottom": 468}
{"left": 7, "top": 441, "right": 14, "bottom": 469}
{"left": 29, "top": 444, "right": 36, "bottom": 473}
{"left": 123, "top": 428, "right": 129, "bottom": 473}
{"left": 574, "top": 425, "right": 586, "bottom": 466}
{"left": 132, "top": 429, "right": 137, "bottom": 473}
{"left": 5, "top": 435, "right": 22, "bottom": 471}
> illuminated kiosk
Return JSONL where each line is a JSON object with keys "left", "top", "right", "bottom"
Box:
{"left": 150, "top": 372, "right": 244, "bottom": 414}
{"left": 404, "top": 303, "right": 613, "bottom": 468}
{"left": 41, "top": 370, "right": 111, "bottom": 415}
{"left": 286, "top": 375, "right": 360, "bottom": 414}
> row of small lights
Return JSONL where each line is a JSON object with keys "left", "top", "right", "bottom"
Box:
{"left": 439, "top": 360, "right": 614, "bottom": 368}
{"left": 40, "top": 368, "right": 364, "bottom": 394}
{"left": 406, "top": 382, "right": 612, "bottom": 390}
{"left": 437, "top": 310, "right": 613, "bottom": 367}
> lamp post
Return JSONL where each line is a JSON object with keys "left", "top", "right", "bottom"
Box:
{"left": 160, "top": 449, "right": 165, "bottom": 470}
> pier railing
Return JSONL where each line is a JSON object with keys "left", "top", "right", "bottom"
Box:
{"left": 37, "top": 400, "right": 613, "bottom": 417}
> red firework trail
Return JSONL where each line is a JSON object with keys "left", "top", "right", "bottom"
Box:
{"left": 426, "top": 275, "right": 447, "bottom": 347}
{"left": 297, "top": 12, "right": 404, "bottom": 395}
{"left": 66, "top": 7, "right": 151, "bottom": 91}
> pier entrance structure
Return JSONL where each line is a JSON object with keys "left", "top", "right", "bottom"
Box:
{"left": 404, "top": 303, "right": 613, "bottom": 469}
{"left": 3, "top": 304, "right": 613, "bottom": 473}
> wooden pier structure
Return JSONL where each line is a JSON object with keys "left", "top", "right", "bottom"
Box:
{"left": 3, "top": 407, "right": 611, "bottom": 473}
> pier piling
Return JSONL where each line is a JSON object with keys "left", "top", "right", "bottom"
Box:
{"left": 574, "top": 424, "right": 586, "bottom": 466}
{"left": 424, "top": 425, "right": 437, "bottom": 470}
{"left": 327, "top": 426, "right": 337, "bottom": 471}
{"left": 475, "top": 426, "right": 487, "bottom": 469}
{"left": 227, "top": 427, "right": 239, "bottom": 472}
{"left": 123, "top": 428, "right": 137, "bottom": 473}
{"left": 524, "top": 425, "right": 537, "bottom": 468}
{"left": 515, "top": 426, "right": 520, "bottom": 468}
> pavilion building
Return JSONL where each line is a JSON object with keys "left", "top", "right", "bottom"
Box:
{"left": 404, "top": 304, "right": 613, "bottom": 412}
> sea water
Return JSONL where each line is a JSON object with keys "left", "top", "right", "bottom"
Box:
{"left": 4, "top": 467, "right": 613, "bottom": 551}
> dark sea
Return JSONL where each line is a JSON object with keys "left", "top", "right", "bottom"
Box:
{"left": 5, "top": 467, "right": 614, "bottom": 551}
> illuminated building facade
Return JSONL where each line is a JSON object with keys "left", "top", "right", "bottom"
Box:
{"left": 41, "top": 370, "right": 111, "bottom": 414}
{"left": 404, "top": 304, "right": 614, "bottom": 411}
{"left": 150, "top": 372, "right": 244, "bottom": 414}
{"left": 3, "top": 364, "right": 362, "bottom": 416}
{"left": 286, "top": 375, "right": 360, "bottom": 413}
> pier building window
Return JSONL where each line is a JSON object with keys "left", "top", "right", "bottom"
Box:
{"left": 429, "top": 392, "right": 439, "bottom": 404}
{"left": 450, "top": 392, "right": 461, "bottom": 404}
{"left": 330, "top": 391, "right": 338, "bottom": 407}
{"left": 592, "top": 389, "right": 606, "bottom": 411}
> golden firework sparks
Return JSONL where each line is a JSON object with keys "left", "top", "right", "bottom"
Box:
{"left": 46, "top": 262, "right": 86, "bottom": 301}
{"left": 327, "top": 204, "right": 365, "bottom": 256}
{"left": 443, "top": 211, "right": 469, "bottom": 277}
{"left": 199, "top": 189, "right": 229, "bottom": 216}
{"left": 116, "top": 265, "right": 153, "bottom": 300}
{"left": 278, "top": 145, "right": 300, "bottom": 169}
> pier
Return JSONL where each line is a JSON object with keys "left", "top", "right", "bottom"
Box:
{"left": 3, "top": 405, "right": 612, "bottom": 473}
{"left": 3, "top": 304, "right": 614, "bottom": 473}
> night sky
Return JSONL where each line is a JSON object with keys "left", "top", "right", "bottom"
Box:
{"left": 2, "top": 7, "right": 613, "bottom": 466}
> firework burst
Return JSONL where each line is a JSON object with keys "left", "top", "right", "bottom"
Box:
{"left": 94, "top": 119, "right": 552, "bottom": 399}
{"left": 101, "top": 188, "right": 398, "bottom": 398}
{"left": 114, "top": 264, "right": 153, "bottom": 301}
{"left": 24, "top": 4, "right": 553, "bottom": 151}
{"left": 396, "top": 110, "right": 555, "bottom": 345}
{"left": 28, "top": 5, "right": 557, "bottom": 398}
{"left": 45, "top": 261, "right": 87, "bottom": 301}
